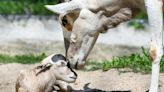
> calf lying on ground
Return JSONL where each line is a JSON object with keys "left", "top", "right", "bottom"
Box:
{"left": 15, "top": 54, "right": 77, "bottom": 92}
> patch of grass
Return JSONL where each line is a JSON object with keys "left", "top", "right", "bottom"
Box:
{"left": 0, "top": 47, "right": 163, "bottom": 74}
{"left": 0, "top": 53, "right": 47, "bottom": 64}
{"left": 84, "top": 47, "right": 164, "bottom": 74}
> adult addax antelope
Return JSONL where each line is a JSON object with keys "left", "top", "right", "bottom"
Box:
{"left": 46, "top": 0, "right": 163, "bottom": 91}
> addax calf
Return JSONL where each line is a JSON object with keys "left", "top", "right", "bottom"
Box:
{"left": 15, "top": 54, "right": 77, "bottom": 92}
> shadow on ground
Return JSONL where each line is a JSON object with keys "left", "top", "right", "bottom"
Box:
{"left": 67, "top": 83, "right": 131, "bottom": 92}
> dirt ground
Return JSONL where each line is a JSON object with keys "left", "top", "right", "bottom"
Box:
{"left": 0, "top": 40, "right": 163, "bottom": 92}
{"left": 0, "top": 63, "right": 164, "bottom": 92}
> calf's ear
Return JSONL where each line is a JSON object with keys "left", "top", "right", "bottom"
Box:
{"left": 36, "top": 63, "right": 52, "bottom": 75}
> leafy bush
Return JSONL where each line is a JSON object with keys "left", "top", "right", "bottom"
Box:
{"left": 128, "top": 19, "right": 147, "bottom": 30}
{"left": 128, "top": 11, "right": 148, "bottom": 30}
{"left": 0, "top": 0, "right": 58, "bottom": 15}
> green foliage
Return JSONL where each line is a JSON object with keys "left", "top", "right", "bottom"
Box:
{"left": 102, "top": 61, "right": 110, "bottom": 71}
{"left": 134, "top": 11, "right": 148, "bottom": 19}
{"left": 0, "top": 53, "right": 47, "bottom": 64}
{"left": 128, "top": 11, "right": 148, "bottom": 30}
{"left": 0, "top": 1, "right": 58, "bottom": 15}
{"left": 84, "top": 47, "right": 164, "bottom": 74}
{"left": 0, "top": 0, "right": 150, "bottom": 18}
{"left": 128, "top": 20, "right": 146, "bottom": 30}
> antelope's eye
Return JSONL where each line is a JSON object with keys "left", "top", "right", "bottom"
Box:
{"left": 57, "top": 60, "right": 66, "bottom": 67}
{"left": 60, "top": 61, "right": 66, "bottom": 66}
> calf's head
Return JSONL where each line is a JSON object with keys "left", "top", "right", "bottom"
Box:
{"left": 41, "top": 54, "right": 78, "bottom": 83}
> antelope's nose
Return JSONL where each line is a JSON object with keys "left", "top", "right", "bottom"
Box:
{"left": 75, "top": 60, "right": 85, "bottom": 69}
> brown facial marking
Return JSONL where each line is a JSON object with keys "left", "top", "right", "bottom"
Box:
{"left": 62, "top": 16, "right": 73, "bottom": 31}
{"left": 65, "top": 24, "right": 73, "bottom": 31}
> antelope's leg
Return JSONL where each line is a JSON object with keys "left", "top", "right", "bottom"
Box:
{"left": 145, "top": 0, "right": 163, "bottom": 92}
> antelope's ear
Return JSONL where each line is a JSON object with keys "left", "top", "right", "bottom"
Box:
{"left": 45, "top": 1, "right": 82, "bottom": 14}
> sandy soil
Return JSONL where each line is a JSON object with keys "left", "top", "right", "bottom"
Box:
{"left": 0, "top": 63, "right": 164, "bottom": 92}
{"left": 0, "top": 40, "right": 158, "bottom": 92}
